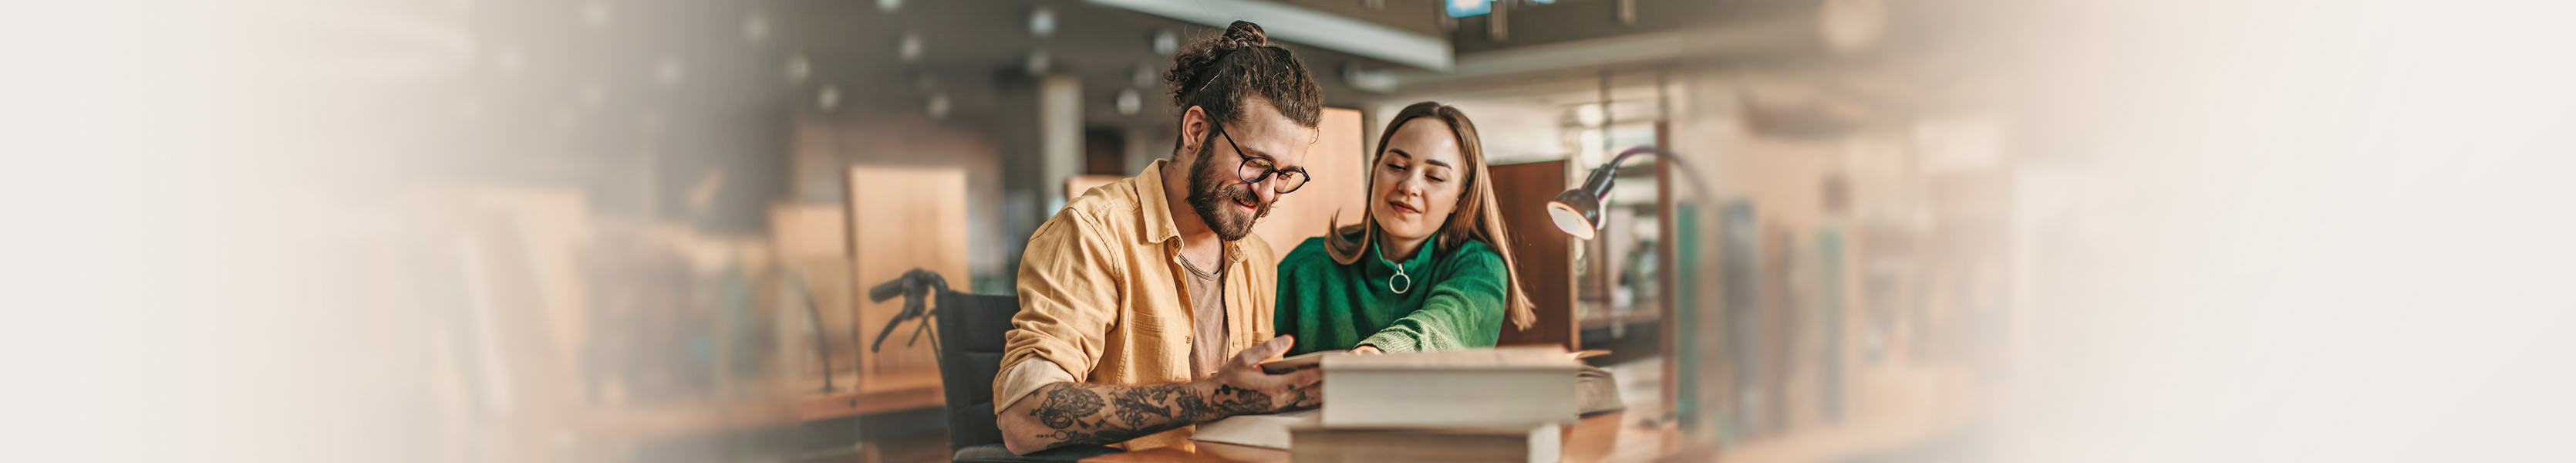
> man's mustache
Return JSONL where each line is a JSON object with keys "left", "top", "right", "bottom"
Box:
{"left": 1229, "top": 184, "right": 1271, "bottom": 217}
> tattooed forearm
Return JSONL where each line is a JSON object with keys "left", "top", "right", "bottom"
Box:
{"left": 1030, "top": 384, "right": 1107, "bottom": 429}
{"left": 1108, "top": 384, "right": 1183, "bottom": 426}
{"left": 1192, "top": 384, "right": 1274, "bottom": 417}
{"left": 1012, "top": 381, "right": 1286, "bottom": 451}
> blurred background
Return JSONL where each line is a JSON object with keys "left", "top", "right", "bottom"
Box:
{"left": 8, "top": 0, "right": 2576, "bottom": 461}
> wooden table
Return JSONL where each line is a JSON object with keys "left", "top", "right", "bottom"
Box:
{"left": 1081, "top": 411, "right": 1687, "bottom": 463}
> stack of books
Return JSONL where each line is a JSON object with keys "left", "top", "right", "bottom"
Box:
{"left": 1293, "top": 346, "right": 1584, "bottom": 463}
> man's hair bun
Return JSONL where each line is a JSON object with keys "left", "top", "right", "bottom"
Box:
{"left": 1164, "top": 21, "right": 1273, "bottom": 103}
{"left": 1158, "top": 19, "right": 1322, "bottom": 140}
{"left": 1214, "top": 21, "right": 1268, "bottom": 50}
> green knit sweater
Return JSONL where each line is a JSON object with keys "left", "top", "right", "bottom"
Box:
{"left": 1273, "top": 231, "right": 1511, "bottom": 356}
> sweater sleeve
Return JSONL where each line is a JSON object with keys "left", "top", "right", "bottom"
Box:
{"left": 1357, "top": 247, "right": 1508, "bottom": 353}
{"left": 1273, "top": 239, "right": 1324, "bottom": 356}
{"left": 1273, "top": 259, "right": 1303, "bottom": 353}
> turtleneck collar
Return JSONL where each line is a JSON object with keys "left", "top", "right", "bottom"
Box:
{"left": 1364, "top": 229, "right": 1440, "bottom": 291}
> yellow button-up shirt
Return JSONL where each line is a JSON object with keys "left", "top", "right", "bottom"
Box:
{"left": 996, "top": 160, "right": 1279, "bottom": 450}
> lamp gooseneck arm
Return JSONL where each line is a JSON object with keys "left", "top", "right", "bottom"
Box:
{"left": 1601, "top": 147, "right": 1714, "bottom": 202}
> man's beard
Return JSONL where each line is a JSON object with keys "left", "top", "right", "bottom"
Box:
{"left": 1185, "top": 145, "right": 1271, "bottom": 242}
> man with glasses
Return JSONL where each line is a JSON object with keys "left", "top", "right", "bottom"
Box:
{"left": 993, "top": 21, "right": 1329, "bottom": 455}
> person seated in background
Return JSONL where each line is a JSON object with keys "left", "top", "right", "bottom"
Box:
{"left": 1273, "top": 101, "right": 1537, "bottom": 356}
{"left": 993, "top": 21, "right": 1329, "bottom": 455}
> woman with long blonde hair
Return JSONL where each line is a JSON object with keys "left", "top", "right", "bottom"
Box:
{"left": 1273, "top": 101, "right": 1535, "bottom": 355}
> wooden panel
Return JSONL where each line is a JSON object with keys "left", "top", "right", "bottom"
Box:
{"left": 770, "top": 204, "right": 858, "bottom": 385}
{"left": 769, "top": 203, "right": 848, "bottom": 259}
{"left": 845, "top": 166, "right": 969, "bottom": 394}
{"left": 1249, "top": 107, "right": 1368, "bottom": 264}
{"left": 1490, "top": 160, "right": 1579, "bottom": 350}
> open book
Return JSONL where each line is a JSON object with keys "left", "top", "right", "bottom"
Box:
{"left": 1259, "top": 348, "right": 1607, "bottom": 373}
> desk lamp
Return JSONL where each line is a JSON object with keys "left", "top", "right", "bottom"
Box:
{"left": 1549, "top": 147, "right": 1697, "bottom": 240}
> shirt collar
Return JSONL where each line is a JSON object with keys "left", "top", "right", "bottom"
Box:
{"left": 1135, "top": 159, "right": 1182, "bottom": 245}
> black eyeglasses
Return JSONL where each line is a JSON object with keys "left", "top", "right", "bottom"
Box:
{"left": 1213, "top": 125, "right": 1310, "bottom": 194}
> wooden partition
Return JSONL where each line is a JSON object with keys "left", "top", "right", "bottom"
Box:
{"left": 841, "top": 166, "right": 968, "bottom": 395}
{"left": 1246, "top": 107, "right": 1367, "bottom": 263}
{"left": 1489, "top": 160, "right": 1579, "bottom": 350}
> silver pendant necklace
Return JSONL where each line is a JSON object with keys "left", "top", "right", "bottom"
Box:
{"left": 1388, "top": 262, "right": 1413, "bottom": 294}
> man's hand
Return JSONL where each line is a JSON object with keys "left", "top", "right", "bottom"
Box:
{"left": 1194, "top": 335, "right": 1323, "bottom": 413}
{"left": 1349, "top": 345, "right": 1382, "bottom": 355}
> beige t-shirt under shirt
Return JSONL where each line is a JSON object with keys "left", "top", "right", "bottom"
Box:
{"left": 1178, "top": 252, "right": 1228, "bottom": 378}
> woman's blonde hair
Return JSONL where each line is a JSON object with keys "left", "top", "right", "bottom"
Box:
{"left": 1324, "top": 101, "right": 1536, "bottom": 330}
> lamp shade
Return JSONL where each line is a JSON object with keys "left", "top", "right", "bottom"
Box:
{"left": 1548, "top": 160, "right": 1620, "bottom": 240}
{"left": 1548, "top": 190, "right": 1602, "bottom": 240}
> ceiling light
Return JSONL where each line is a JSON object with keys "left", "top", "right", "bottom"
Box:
{"left": 1116, "top": 89, "right": 1142, "bottom": 116}
{"left": 1151, "top": 29, "right": 1178, "bottom": 56}
{"left": 899, "top": 32, "right": 922, "bottom": 63}
{"left": 743, "top": 13, "right": 769, "bottom": 42}
{"left": 1029, "top": 7, "right": 1057, "bottom": 38}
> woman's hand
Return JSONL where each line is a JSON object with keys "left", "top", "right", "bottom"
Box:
{"left": 1350, "top": 345, "right": 1382, "bottom": 355}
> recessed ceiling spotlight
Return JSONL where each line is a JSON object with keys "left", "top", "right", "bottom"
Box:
{"left": 1150, "top": 29, "right": 1178, "bottom": 56}
{"left": 927, "top": 93, "right": 952, "bottom": 120}
{"left": 877, "top": 0, "right": 901, "bottom": 13}
{"left": 818, "top": 86, "right": 841, "bottom": 112}
{"left": 899, "top": 32, "right": 923, "bottom": 63}
{"left": 1116, "top": 88, "right": 1142, "bottom": 116}
{"left": 1029, "top": 7, "right": 1057, "bottom": 38}
{"left": 743, "top": 13, "right": 769, "bottom": 42}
